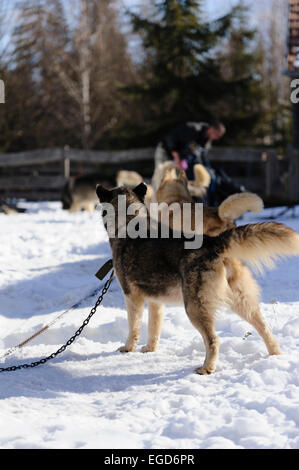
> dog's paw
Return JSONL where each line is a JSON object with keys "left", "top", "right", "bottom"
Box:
{"left": 141, "top": 345, "right": 156, "bottom": 353}
{"left": 195, "top": 366, "right": 215, "bottom": 375}
{"left": 118, "top": 345, "right": 135, "bottom": 353}
{"left": 269, "top": 346, "right": 282, "bottom": 355}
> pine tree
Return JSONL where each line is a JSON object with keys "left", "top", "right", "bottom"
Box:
{"left": 122, "top": 0, "right": 266, "bottom": 147}
{"left": 215, "top": 3, "right": 266, "bottom": 145}
{"left": 122, "top": 0, "right": 235, "bottom": 144}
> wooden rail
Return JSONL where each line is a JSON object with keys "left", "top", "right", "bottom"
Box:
{"left": 0, "top": 146, "right": 282, "bottom": 201}
{"left": 0, "top": 147, "right": 155, "bottom": 167}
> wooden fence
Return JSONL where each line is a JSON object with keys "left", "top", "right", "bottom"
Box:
{"left": 0, "top": 146, "right": 287, "bottom": 203}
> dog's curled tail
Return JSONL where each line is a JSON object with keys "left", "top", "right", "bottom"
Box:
{"left": 218, "top": 192, "right": 264, "bottom": 221}
{"left": 220, "top": 222, "right": 299, "bottom": 273}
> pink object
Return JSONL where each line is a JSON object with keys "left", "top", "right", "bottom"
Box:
{"left": 181, "top": 159, "right": 188, "bottom": 170}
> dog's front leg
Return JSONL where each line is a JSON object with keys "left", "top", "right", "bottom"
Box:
{"left": 119, "top": 294, "right": 144, "bottom": 352}
{"left": 142, "top": 302, "right": 164, "bottom": 352}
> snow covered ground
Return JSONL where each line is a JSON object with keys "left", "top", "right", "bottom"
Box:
{"left": 0, "top": 201, "right": 298, "bottom": 449}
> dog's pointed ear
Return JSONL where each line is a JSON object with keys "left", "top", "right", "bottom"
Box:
{"left": 161, "top": 167, "right": 177, "bottom": 185}
{"left": 133, "top": 182, "right": 147, "bottom": 201}
{"left": 96, "top": 184, "right": 112, "bottom": 203}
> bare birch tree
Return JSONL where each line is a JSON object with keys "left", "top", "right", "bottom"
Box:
{"left": 2, "top": 0, "right": 136, "bottom": 150}
{"left": 43, "top": 0, "right": 136, "bottom": 149}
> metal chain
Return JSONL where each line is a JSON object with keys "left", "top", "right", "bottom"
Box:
{"left": 0, "top": 270, "right": 114, "bottom": 374}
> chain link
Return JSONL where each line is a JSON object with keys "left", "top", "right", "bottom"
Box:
{"left": 0, "top": 270, "right": 114, "bottom": 374}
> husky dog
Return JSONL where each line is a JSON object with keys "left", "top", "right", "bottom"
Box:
{"left": 61, "top": 174, "right": 113, "bottom": 213}
{"left": 116, "top": 170, "right": 143, "bottom": 188}
{"left": 154, "top": 169, "right": 275, "bottom": 375}
{"left": 156, "top": 168, "right": 263, "bottom": 236}
{"left": 116, "top": 169, "right": 154, "bottom": 210}
{"left": 152, "top": 161, "right": 210, "bottom": 200}
{"left": 0, "top": 200, "right": 26, "bottom": 215}
{"left": 96, "top": 183, "right": 299, "bottom": 374}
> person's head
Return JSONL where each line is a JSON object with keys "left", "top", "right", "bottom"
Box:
{"left": 206, "top": 122, "right": 226, "bottom": 141}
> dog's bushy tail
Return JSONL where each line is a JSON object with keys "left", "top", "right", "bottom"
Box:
{"left": 219, "top": 222, "right": 299, "bottom": 273}
{"left": 218, "top": 192, "right": 263, "bottom": 221}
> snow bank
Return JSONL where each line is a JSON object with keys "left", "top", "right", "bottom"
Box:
{"left": 0, "top": 202, "right": 298, "bottom": 449}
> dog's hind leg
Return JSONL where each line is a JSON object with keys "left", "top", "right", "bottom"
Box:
{"left": 119, "top": 293, "right": 144, "bottom": 353}
{"left": 226, "top": 259, "right": 281, "bottom": 355}
{"left": 186, "top": 305, "right": 220, "bottom": 375}
{"left": 183, "top": 262, "right": 226, "bottom": 375}
{"left": 141, "top": 302, "right": 164, "bottom": 353}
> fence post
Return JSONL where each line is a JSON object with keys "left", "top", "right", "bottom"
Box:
{"left": 0, "top": 79, "right": 4, "bottom": 103}
{"left": 62, "top": 148, "right": 70, "bottom": 179}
